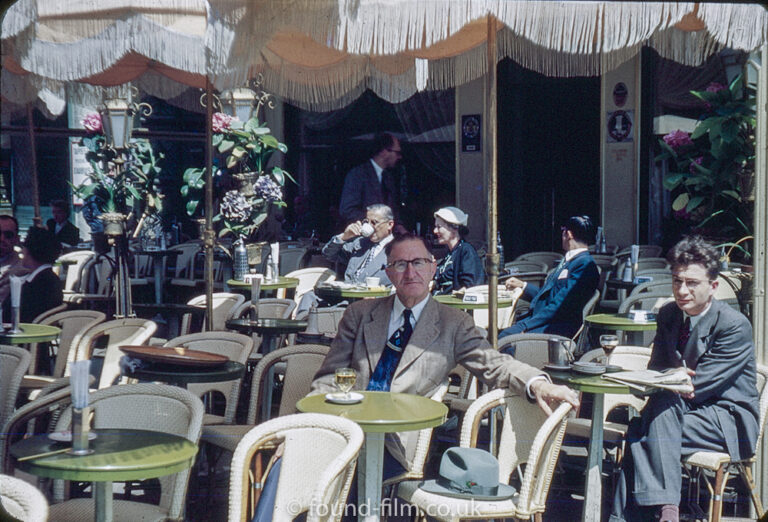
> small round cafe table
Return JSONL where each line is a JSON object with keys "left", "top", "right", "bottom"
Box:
{"left": 314, "top": 285, "right": 391, "bottom": 304}
{"left": 123, "top": 360, "right": 245, "bottom": 388}
{"left": 227, "top": 276, "right": 299, "bottom": 300}
{"left": 297, "top": 391, "right": 447, "bottom": 522}
{"left": 133, "top": 249, "right": 181, "bottom": 304}
{"left": 0, "top": 323, "right": 61, "bottom": 344}
{"left": 10, "top": 428, "right": 197, "bottom": 522}
{"left": 585, "top": 312, "right": 657, "bottom": 345}
{"left": 547, "top": 369, "right": 631, "bottom": 522}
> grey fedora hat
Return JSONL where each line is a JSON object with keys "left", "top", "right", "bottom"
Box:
{"left": 419, "top": 447, "right": 516, "bottom": 501}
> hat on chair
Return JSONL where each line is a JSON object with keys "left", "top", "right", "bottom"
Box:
{"left": 419, "top": 447, "right": 516, "bottom": 500}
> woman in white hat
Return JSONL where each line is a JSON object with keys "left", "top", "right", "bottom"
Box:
{"left": 432, "top": 206, "right": 485, "bottom": 294}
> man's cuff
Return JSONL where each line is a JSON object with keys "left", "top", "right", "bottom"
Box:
{"left": 525, "top": 374, "right": 551, "bottom": 400}
{"left": 521, "top": 281, "right": 528, "bottom": 292}
{"left": 333, "top": 234, "right": 345, "bottom": 244}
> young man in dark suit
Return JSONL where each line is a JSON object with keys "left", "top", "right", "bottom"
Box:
{"left": 46, "top": 199, "right": 80, "bottom": 247}
{"left": 500, "top": 215, "right": 600, "bottom": 340}
{"left": 609, "top": 236, "right": 759, "bottom": 522}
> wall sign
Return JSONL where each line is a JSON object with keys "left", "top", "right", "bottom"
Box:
{"left": 613, "top": 82, "right": 628, "bottom": 107}
{"left": 607, "top": 110, "right": 634, "bottom": 143}
{"left": 461, "top": 114, "right": 481, "bottom": 152}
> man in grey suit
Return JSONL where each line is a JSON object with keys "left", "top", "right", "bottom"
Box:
{"left": 339, "top": 132, "right": 402, "bottom": 223}
{"left": 610, "top": 236, "right": 759, "bottom": 522}
{"left": 311, "top": 233, "right": 580, "bottom": 472}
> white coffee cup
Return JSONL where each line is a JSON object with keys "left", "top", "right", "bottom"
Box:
{"left": 365, "top": 276, "right": 380, "bottom": 288}
{"left": 360, "top": 222, "right": 375, "bottom": 237}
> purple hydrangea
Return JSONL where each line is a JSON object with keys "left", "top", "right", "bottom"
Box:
{"left": 254, "top": 176, "right": 283, "bottom": 202}
{"left": 689, "top": 156, "right": 704, "bottom": 174}
{"left": 220, "top": 190, "right": 253, "bottom": 222}
{"left": 706, "top": 82, "right": 727, "bottom": 93}
{"left": 663, "top": 130, "right": 694, "bottom": 150}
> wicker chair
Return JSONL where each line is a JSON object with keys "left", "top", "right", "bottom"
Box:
{"left": 56, "top": 250, "right": 96, "bottom": 294}
{"left": 277, "top": 267, "right": 336, "bottom": 308}
{"left": 67, "top": 318, "right": 157, "bottom": 389}
{"left": 615, "top": 245, "right": 663, "bottom": 259}
{"left": 230, "top": 298, "right": 297, "bottom": 355}
{"left": 498, "top": 333, "right": 574, "bottom": 370}
{"left": 163, "top": 332, "right": 254, "bottom": 425}
{"left": 180, "top": 292, "right": 245, "bottom": 336}
{"left": 683, "top": 364, "right": 768, "bottom": 522}
{"left": 398, "top": 389, "right": 573, "bottom": 521}
{"left": 504, "top": 261, "right": 548, "bottom": 273}
{"left": 0, "top": 346, "right": 31, "bottom": 429}
{"left": 0, "top": 473, "right": 48, "bottom": 522}
{"left": 514, "top": 251, "right": 565, "bottom": 270}
{"left": 48, "top": 383, "right": 204, "bottom": 521}
{"left": 228, "top": 413, "right": 364, "bottom": 522}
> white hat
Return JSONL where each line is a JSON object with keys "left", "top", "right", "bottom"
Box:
{"left": 434, "top": 207, "right": 468, "bottom": 227}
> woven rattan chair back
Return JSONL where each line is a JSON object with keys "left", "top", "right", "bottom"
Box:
{"left": 0, "top": 346, "right": 31, "bottom": 429}
{"left": 0, "top": 473, "right": 48, "bottom": 522}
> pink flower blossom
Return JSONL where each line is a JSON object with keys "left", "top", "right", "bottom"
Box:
{"left": 663, "top": 130, "right": 693, "bottom": 150}
{"left": 706, "top": 82, "right": 727, "bottom": 93}
{"left": 212, "top": 112, "right": 234, "bottom": 133}
{"left": 689, "top": 156, "right": 704, "bottom": 174}
{"left": 81, "top": 112, "right": 102, "bottom": 133}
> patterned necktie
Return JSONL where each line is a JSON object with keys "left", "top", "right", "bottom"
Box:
{"left": 354, "top": 244, "right": 377, "bottom": 280}
{"left": 677, "top": 316, "right": 691, "bottom": 353}
{"left": 367, "top": 309, "right": 413, "bottom": 391}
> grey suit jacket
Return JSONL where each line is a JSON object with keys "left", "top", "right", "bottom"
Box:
{"left": 321, "top": 235, "right": 391, "bottom": 285}
{"left": 311, "top": 295, "right": 543, "bottom": 467}
{"left": 649, "top": 299, "right": 759, "bottom": 460}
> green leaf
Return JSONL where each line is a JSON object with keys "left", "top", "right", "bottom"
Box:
{"left": 720, "top": 119, "right": 739, "bottom": 143}
{"left": 218, "top": 139, "right": 235, "bottom": 153}
{"left": 271, "top": 168, "right": 284, "bottom": 185}
{"left": 231, "top": 146, "right": 247, "bottom": 159}
{"left": 686, "top": 196, "right": 705, "bottom": 212}
{"left": 180, "top": 186, "right": 189, "bottom": 197}
{"left": 260, "top": 135, "right": 280, "bottom": 149}
{"left": 226, "top": 155, "right": 238, "bottom": 169}
{"left": 672, "top": 193, "right": 689, "bottom": 211}
{"left": 186, "top": 200, "right": 199, "bottom": 216}
{"left": 277, "top": 143, "right": 288, "bottom": 153}
{"left": 721, "top": 190, "right": 741, "bottom": 201}
{"left": 212, "top": 134, "right": 223, "bottom": 147}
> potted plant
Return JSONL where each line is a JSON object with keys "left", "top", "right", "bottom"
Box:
{"left": 657, "top": 75, "right": 755, "bottom": 262}
{"left": 182, "top": 111, "right": 293, "bottom": 239}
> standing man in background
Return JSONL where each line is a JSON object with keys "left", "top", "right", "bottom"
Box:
{"left": 47, "top": 199, "right": 80, "bottom": 247}
{"left": 339, "top": 132, "right": 402, "bottom": 223}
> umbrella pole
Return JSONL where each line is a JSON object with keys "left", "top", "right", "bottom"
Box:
{"left": 204, "top": 79, "right": 215, "bottom": 330}
{"left": 26, "top": 104, "right": 42, "bottom": 227}
{"left": 486, "top": 18, "right": 499, "bottom": 351}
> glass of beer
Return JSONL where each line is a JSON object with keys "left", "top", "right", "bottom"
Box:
{"left": 334, "top": 367, "right": 357, "bottom": 399}
{"left": 599, "top": 334, "right": 620, "bottom": 363}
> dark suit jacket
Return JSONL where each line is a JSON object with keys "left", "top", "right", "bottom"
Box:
{"left": 433, "top": 240, "right": 485, "bottom": 294}
{"left": 47, "top": 219, "right": 80, "bottom": 247}
{"left": 516, "top": 250, "right": 599, "bottom": 337}
{"left": 311, "top": 295, "right": 542, "bottom": 467}
{"left": 338, "top": 161, "right": 398, "bottom": 222}
{"left": 649, "top": 299, "right": 759, "bottom": 460}
{"left": 2, "top": 267, "right": 63, "bottom": 323}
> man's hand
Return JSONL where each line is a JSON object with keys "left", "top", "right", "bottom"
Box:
{"left": 531, "top": 380, "right": 580, "bottom": 416}
{"left": 678, "top": 367, "right": 696, "bottom": 400}
{"left": 340, "top": 221, "right": 363, "bottom": 241}
{"left": 505, "top": 277, "right": 524, "bottom": 290}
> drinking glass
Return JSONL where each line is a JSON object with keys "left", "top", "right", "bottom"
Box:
{"left": 599, "top": 334, "right": 619, "bottom": 363}
{"left": 334, "top": 368, "right": 357, "bottom": 399}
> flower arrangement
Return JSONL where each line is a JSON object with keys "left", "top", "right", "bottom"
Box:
{"left": 182, "top": 111, "right": 293, "bottom": 238}
{"left": 72, "top": 112, "right": 164, "bottom": 218}
{"left": 656, "top": 75, "right": 755, "bottom": 257}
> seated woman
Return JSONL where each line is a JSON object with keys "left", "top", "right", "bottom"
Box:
{"left": 432, "top": 206, "right": 485, "bottom": 295}
{"left": 2, "top": 226, "right": 63, "bottom": 323}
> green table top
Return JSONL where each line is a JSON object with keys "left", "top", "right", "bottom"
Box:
{"left": 315, "top": 285, "right": 391, "bottom": 300}
{"left": 433, "top": 294, "right": 516, "bottom": 310}
{"left": 10, "top": 428, "right": 197, "bottom": 482}
{"left": 226, "top": 318, "right": 308, "bottom": 335}
{"left": 296, "top": 391, "right": 448, "bottom": 433}
{"left": 0, "top": 323, "right": 61, "bottom": 344}
{"left": 585, "top": 313, "right": 657, "bottom": 331}
{"left": 546, "top": 369, "right": 631, "bottom": 394}
{"left": 227, "top": 276, "right": 300, "bottom": 291}
{"left": 123, "top": 360, "right": 245, "bottom": 386}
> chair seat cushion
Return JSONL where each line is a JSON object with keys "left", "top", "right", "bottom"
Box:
{"left": 201, "top": 424, "right": 252, "bottom": 453}
{"left": 565, "top": 418, "right": 628, "bottom": 445}
{"left": 398, "top": 480, "right": 519, "bottom": 519}
{"left": 49, "top": 498, "right": 168, "bottom": 522}
{"left": 683, "top": 451, "right": 731, "bottom": 470}
{"left": 202, "top": 413, "right": 227, "bottom": 426}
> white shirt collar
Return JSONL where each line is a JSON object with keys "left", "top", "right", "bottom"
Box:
{"left": 389, "top": 293, "right": 430, "bottom": 338}
{"left": 684, "top": 299, "right": 713, "bottom": 329}
{"left": 370, "top": 158, "right": 384, "bottom": 183}
{"left": 26, "top": 264, "right": 52, "bottom": 282}
{"left": 564, "top": 247, "right": 587, "bottom": 261}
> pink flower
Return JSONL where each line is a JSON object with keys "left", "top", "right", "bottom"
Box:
{"left": 689, "top": 156, "right": 704, "bottom": 174}
{"left": 81, "top": 112, "right": 102, "bottom": 133}
{"left": 212, "top": 112, "right": 234, "bottom": 133}
{"left": 706, "top": 82, "right": 727, "bottom": 93}
{"left": 663, "top": 130, "right": 693, "bottom": 150}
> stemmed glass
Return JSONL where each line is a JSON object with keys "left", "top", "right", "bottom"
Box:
{"left": 334, "top": 368, "right": 357, "bottom": 399}
{"left": 599, "top": 334, "right": 619, "bottom": 364}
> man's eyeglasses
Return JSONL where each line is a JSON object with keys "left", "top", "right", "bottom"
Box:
{"left": 0, "top": 231, "right": 16, "bottom": 239}
{"left": 363, "top": 218, "right": 385, "bottom": 226}
{"left": 672, "top": 277, "right": 711, "bottom": 290}
{"left": 386, "top": 258, "right": 433, "bottom": 272}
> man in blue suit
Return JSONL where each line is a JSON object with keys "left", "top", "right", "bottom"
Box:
{"left": 500, "top": 215, "right": 599, "bottom": 340}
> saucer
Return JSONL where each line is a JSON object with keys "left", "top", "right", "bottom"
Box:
{"left": 572, "top": 362, "right": 606, "bottom": 375}
{"left": 325, "top": 392, "right": 364, "bottom": 404}
{"left": 604, "top": 364, "right": 623, "bottom": 373}
{"left": 543, "top": 363, "right": 572, "bottom": 372}
{"left": 48, "top": 431, "right": 98, "bottom": 442}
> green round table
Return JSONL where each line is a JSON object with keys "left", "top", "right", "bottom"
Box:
{"left": 585, "top": 312, "right": 657, "bottom": 345}
{"left": 11, "top": 428, "right": 197, "bottom": 522}
{"left": 315, "top": 284, "right": 391, "bottom": 304}
{"left": 227, "top": 276, "right": 300, "bottom": 299}
{"left": 547, "top": 370, "right": 631, "bottom": 522}
{"left": 0, "top": 323, "right": 61, "bottom": 344}
{"left": 433, "top": 294, "right": 517, "bottom": 310}
{"left": 297, "top": 391, "right": 447, "bottom": 521}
